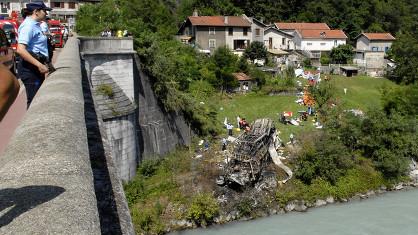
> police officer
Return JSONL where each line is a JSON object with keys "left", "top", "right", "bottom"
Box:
{"left": 16, "top": 2, "right": 52, "bottom": 108}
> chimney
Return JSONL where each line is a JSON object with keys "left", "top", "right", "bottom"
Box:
{"left": 224, "top": 16, "right": 228, "bottom": 24}
{"left": 193, "top": 9, "right": 198, "bottom": 16}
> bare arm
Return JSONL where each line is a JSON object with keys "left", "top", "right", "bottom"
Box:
{"left": 0, "top": 64, "right": 20, "bottom": 121}
{"left": 16, "top": 43, "right": 49, "bottom": 74}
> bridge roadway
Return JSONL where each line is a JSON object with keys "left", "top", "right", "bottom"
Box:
{"left": 0, "top": 38, "right": 134, "bottom": 234}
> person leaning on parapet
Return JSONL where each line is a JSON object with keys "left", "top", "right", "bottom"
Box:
{"left": 40, "top": 17, "right": 56, "bottom": 73}
{"left": 16, "top": 2, "right": 52, "bottom": 108}
{"left": 0, "top": 64, "right": 20, "bottom": 122}
{"left": 62, "top": 26, "right": 69, "bottom": 43}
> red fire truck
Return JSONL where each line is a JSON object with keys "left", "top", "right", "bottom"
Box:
{"left": 0, "top": 20, "right": 18, "bottom": 50}
{"left": 48, "top": 19, "right": 64, "bottom": 48}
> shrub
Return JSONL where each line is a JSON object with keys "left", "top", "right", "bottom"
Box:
{"left": 303, "top": 58, "right": 312, "bottom": 68}
{"left": 138, "top": 159, "right": 161, "bottom": 178}
{"left": 131, "top": 202, "right": 165, "bottom": 235}
{"left": 333, "top": 164, "right": 385, "bottom": 199}
{"left": 249, "top": 67, "right": 267, "bottom": 87}
{"left": 187, "top": 193, "right": 219, "bottom": 225}
{"left": 359, "top": 111, "right": 413, "bottom": 179}
{"left": 320, "top": 53, "right": 331, "bottom": 65}
{"left": 96, "top": 84, "right": 114, "bottom": 98}
{"left": 188, "top": 80, "right": 215, "bottom": 100}
{"left": 236, "top": 198, "right": 253, "bottom": 217}
{"left": 124, "top": 178, "right": 145, "bottom": 206}
{"left": 330, "top": 44, "right": 354, "bottom": 64}
{"left": 303, "top": 178, "right": 335, "bottom": 202}
{"left": 295, "top": 132, "right": 353, "bottom": 185}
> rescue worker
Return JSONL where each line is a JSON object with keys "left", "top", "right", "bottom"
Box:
{"left": 290, "top": 133, "right": 294, "bottom": 145}
{"left": 62, "top": 26, "right": 69, "bottom": 43}
{"left": 117, "top": 29, "right": 123, "bottom": 38}
{"left": 40, "top": 17, "right": 56, "bottom": 73}
{"left": 16, "top": 2, "right": 52, "bottom": 108}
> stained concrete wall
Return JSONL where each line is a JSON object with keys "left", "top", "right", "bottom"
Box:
{"left": 104, "top": 114, "right": 138, "bottom": 181}
{"left": 134, "top": 54, "right": 191, "bottom": 159}
{"left": 88, "top": 61, "right": 138, "bottom": 182}
{"left": 80, "top": 37, "right": 139, "bottom": 181}
{"left": 79, "top": 37, "right": 191, "bottom": 169}
{"left": 87, "top": 54, "right": 135, "bottom": 102}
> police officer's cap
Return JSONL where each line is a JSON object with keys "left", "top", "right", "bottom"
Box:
{"left": 26, "top": 2, "right": 52, "bottom": 11}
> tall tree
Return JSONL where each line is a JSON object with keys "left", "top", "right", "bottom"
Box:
{"left": 329, "top": 44, "right": 354, "bottom": 64}
{"left": 211, "top": 46, "right": 238, "bottom": 94}
{"left": 243, "top": 41, "right": 268, "bottom": 63}
{"left": 387, "top": 32, "right": 418, "bottom": 85}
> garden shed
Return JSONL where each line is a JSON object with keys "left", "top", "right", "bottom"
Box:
{"left": 340, "top": 66, "right": 359, "bottom": 77}
{"left": 232, "top": 72, "right": 255, "bottom": 93}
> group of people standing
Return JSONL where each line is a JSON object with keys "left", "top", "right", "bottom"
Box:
{"left": 1, "top": 1, "right": 67, "bottom": 118}
{"left": 101, "top": 29, "right": 130, "bottom": 38}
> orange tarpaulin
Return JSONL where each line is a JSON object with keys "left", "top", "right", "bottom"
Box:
{"left": 303, "top": 89, "right": 315, "bottom": 106}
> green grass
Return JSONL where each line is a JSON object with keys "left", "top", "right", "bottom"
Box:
{"left": 216, "top": 75, "right": 398, "bottom": 142}
{"left": 332, "top": 75, "right": 399, "bottom": 110}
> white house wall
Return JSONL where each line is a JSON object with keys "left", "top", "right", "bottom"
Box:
{"left": 356, "top": 36, "right": 369, "bottom": 51}
{"left": 299, "top": 39, "right": 346, "bottom": 51}
{"left": 356, "top": 36, "right": 393, "bottom": 52}
{"left": 264, "top": 30, "right": 294, "bottom": 50}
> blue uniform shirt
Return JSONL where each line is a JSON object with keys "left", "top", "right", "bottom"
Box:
{"left": 18, "top": 17, "right": 48, "bottom": 59}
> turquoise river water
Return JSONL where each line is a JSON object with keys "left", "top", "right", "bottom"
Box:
{"left": 171, "top": 189, "right": 418, "bottom": 235}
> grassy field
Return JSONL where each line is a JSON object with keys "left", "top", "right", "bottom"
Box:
{"left": 332, "top": 75, "right": 398, "bottom": 110}
{"left": 216, "top": 75, "right": 398, "bottom": 142}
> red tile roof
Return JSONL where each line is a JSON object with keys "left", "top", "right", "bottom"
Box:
{"left": 362, "top": 33, "right": 395, "bottom": 40}
{"left": 275, "top": 22, "right": 330, "bottom": 30}
{"left": 298, "top": 29, "right": 347, "bottom": 39}
{"left": 188, "top": 16, "right": 251, "bottom": 27}
{"left": 232, "top": 72, "right": 252, "bottom": 81}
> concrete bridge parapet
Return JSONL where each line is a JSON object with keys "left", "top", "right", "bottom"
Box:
{"left": 79, "top": 37, "right": 136, "bottom": 55}
{"left": 0, "top": 38, "right": 134, "bottom": 234}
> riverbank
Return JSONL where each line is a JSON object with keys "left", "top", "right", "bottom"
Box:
{"left": 124, "top": 144, "right": 418, "bottom": 234}
{"left": 168, "top": 180, "right": 418, "bottom": 233}
{"left": 172, "top": 186, "right": 418, "bottom": 235}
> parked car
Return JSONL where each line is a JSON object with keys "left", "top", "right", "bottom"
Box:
{"left": 0, "top": 28, "right": 16, "bottom": 74}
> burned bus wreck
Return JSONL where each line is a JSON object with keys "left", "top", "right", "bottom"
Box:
{"left": 217, "top": 118, "right": 292, "bottom": 188}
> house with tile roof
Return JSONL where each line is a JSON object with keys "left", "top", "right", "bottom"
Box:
{"left": 353, "top": 33, "right": 396, "bottom": 75}
{"left": 274, "top": 22, "right": 330, "bottom": 36}
{"left": 355, "top": 33, "right": 395, "bottom": 53}
{"left": 232, "top": 72, "right": 255, "bottom": 92}
{"left": 177, "top": 14, "right": 252, "bottom": 55}
{"left": 263, "top": 26, "right": 294, "bottom": 51}
{"left": 293, "top": 29, "right": 347, "bottom": 52}
{"left": 243, "top": 16, "right": 267, "bottom": 43}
